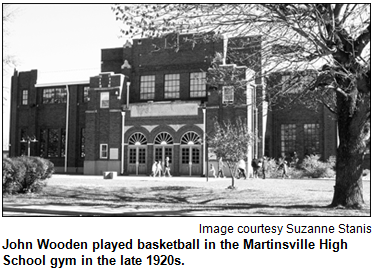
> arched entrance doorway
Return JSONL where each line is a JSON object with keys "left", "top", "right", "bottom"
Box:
{"left": 154, "top": 132, "right": 174, "bottom": 173}
{"left": 180, "top": 132, "right": 202, "bottom": 176}
{"left": 128, "top": 132, "right": 147, "bottom": 175}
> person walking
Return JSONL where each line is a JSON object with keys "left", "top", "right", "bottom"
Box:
{"left": 237, "top": 159, "right": 247, "bottom": 179}
{"left": 279, "top": 159, "right": 289, "bottom": 179}
{"left": 251, "top": 157, "right": 259, "bottom": 178}
{"left": 261, "top": 156, "right": 268, "bottom": 179}
{"left": 217, "top": 157, "right": 225, "bottom": 178}
{"left": 155, "top": 160, "right": 163, "bottom": 177}
{"left": 209, "top": 164, "right": 217, "bottom": 178}
{"left": 151, "top": 160, "right": 158, "bottom": 177}
{"left": 164, "top": 156, "right": 172, "bottom": 177}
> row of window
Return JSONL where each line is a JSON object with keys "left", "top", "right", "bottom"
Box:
{"left": 100, "top": 132, "right": 201, "bottom": 159}
{"left": 103, "top": 145, "right": 201, "bottom": 165}
{"left": 19, "top": 128, "right": 85, "bottom": 158}
{"left": 20, "top": 72, "right": 206, "bottom": 106}
{"left": 128, "top": 132, "right": 201, "bottom": 146}
{"left": 20, "top": 87, "right": 90, "bottom": 106}
{"left": 128, "top": 147, "right": 200, "bottom": 165}
{"left": 280, "top": 123, "right": 320, "bottom": 156}
{"left": 140, "top": 72, "right": 207, "bottom": 100}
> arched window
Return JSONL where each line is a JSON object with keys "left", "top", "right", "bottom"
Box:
{"left": 129, "top": 132, "right": 147, "bottom": 145}
{"left": 154, "top": 132, "right": 173, "bottom": 145}
{"left": 181, "top": 132, "right": 201, "bottom": 145}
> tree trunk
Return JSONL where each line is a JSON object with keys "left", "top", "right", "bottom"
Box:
{"left": 227, "top": 162, "right": 236, "bottom": 188}
{"left": 331, "top": 89, "right": 370, "bottom": 208}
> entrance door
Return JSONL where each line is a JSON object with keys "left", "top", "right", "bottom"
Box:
{"left": 128, "top": 147, "right": 147, "bottom": 175}
{"left": 127, "top": 132, "right": 148, "bottom": 175}
{"left": 180, "top": 132, "right": 202, "bottom": 176}
{"left": 154, "top": 146, "right": 173, "bottom": 173}
{"left": 154, "top": 132, "right": 174, "bottom": 175}
{"left": 180, "top": 146, "right": 201, "bottom": 176}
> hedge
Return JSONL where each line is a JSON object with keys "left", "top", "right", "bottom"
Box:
{"left": 2, "top": 156, "right": 54, "bottom": 194}
{"left": 260, "top": 155, "right": 336, "bottom": 179}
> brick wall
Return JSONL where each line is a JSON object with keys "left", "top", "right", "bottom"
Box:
{"left": 10, "top": 69, "right": 88, "bottom": 172}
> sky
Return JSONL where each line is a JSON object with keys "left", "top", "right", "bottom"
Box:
{"left": 3, "top": 4, "right": 128, "bottom": 149}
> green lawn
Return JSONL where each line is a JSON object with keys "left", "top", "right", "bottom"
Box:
{"left": 2, "top": 175, "right": 371, "bottom": 216}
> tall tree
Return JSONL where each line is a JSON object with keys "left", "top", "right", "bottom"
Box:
{"left": 113, "top": 4, "right": 370, "bottom": 208}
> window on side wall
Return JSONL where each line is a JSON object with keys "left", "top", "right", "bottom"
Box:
{"left": 42, "top": 87, "right": 67, "bottom": 104}
{"left": 222, "top": 86, "right": 234, "bottom": 104}
{"left": 190, "top": 72, "right": 206, "bottom": 98}
{"left": 100, "top": 144, "right": 108, "bottom": 159}
{"left": 83, "top": 86, "right": 90, "bottom": 102}
{"left": 304, "top": 123, "right": 320, "bottom": 155}
{"left": 22, "top": 90, "right": 28, "bottom": 105}
{"left": 164, "top": 74, "right": 180, "bottom": 99}
{"left": 281, "top": 124, "right": 296, "bottom": 156}
{"left": 100, "top": 92, "right": 109, "bottom": 108}
{"left": 140, "top": 75, "right": 155, "bottom": 100}
{"left": 80, "top": 128, "right": 85, "bottom": 158}
{"left": 39, "top": 128, "right": 66, "bottom": 158}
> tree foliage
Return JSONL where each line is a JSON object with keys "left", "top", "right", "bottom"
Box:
{"left": 113, "top": 4, "right": 370, "bottom": 208}
{"left": 113, "top": 4, "right": 369, "bottom": 105}
{"left": 208, "top": 118, "right": 254, "bottom": 188}
{"left": 3, "top": 4, "right": 17, "bottom": 72}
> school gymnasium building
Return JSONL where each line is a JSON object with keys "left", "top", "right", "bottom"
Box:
{"left": 9, "top": 34, "right": 339, "bottom": 176}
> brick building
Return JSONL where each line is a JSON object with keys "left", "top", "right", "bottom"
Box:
{"left": 9, "top": 34, "right": 338, "bottom": 176}
{"left": 265, "top": 72, "right": 338, "bottom": 160}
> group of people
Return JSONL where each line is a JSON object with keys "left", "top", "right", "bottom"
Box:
{"left": 152, "top": 155, "right": 291, "bottom": 179}
{"left": 151, "top": 157, "right": 172, "bottom": 177}
{"left": 252, "top": 156, "right": 289, "bottom": 179}
{"left": 211, "top": 156, "right": 290, "bottom": 179}
{"left": 209, "top": 157, "right": 248, "bottom": 179}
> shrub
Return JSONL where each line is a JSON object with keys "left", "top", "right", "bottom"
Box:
{"left": 3, "top": 158, "right": 27, "bottom": 194}
{"left": 3, "top": 158, "right": 14, "bottom": 185}
{"left": 287, "top": 167, "right": 304, "bottom": 179}
{"left": 258, "top": 155, "right": 335, "bottom": 179}
{"left": 2, "top": 156, "right": 54, "bottom": 194}
{"left": 264, "top": 158, "right": 304, "bottom": 179}
{"left": 264, "top": 158, "right": 279, "bottom": 178}
{"left": 42, "top": 158, "right": 55, "bottom": 180}
{"left": 299, "top": 155, "right": 335, "bottom": 178}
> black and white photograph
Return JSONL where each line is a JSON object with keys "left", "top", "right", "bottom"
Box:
{"left": 1, "top": 3, "right": 372, "bottom": 269}
{"left": 3, "top": 3, "right": 370, "bottom": 216}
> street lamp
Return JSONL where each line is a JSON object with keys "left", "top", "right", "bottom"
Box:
{"left": 20, "top": 136, "right": 38, "bottom": 157}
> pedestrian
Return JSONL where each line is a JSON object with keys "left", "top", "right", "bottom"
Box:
{"left": 156, "top": 160, "right": 162, "bottom": 177}
{"left": 261, "top": 156, "right": 267, "bottom": 179}
{"left": 217, "top": 157, "right": 225, "bottom": 178}
{"left": 209, "top": 164, "right": 217, "bottom": 178}
{"left": 151, "top": 160, "right": 158, "bottom": 177}
{"left": 237, "top": 159, "right": 247, "bottom": 179}
{"left": 291, "top": 151, "right": 299, "bottom": 167}
{"left": 279, "top": 159, "right": 289, "bottom": 179}
{"left": 251, "top": 156, "right": 259, "bottom": 178}
{"left": 164, "top": 156, "right": 172, "bottom": 177}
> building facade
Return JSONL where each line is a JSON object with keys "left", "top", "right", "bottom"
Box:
{"left": 9, "top": 35, "right": 338, "bottom": 176}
